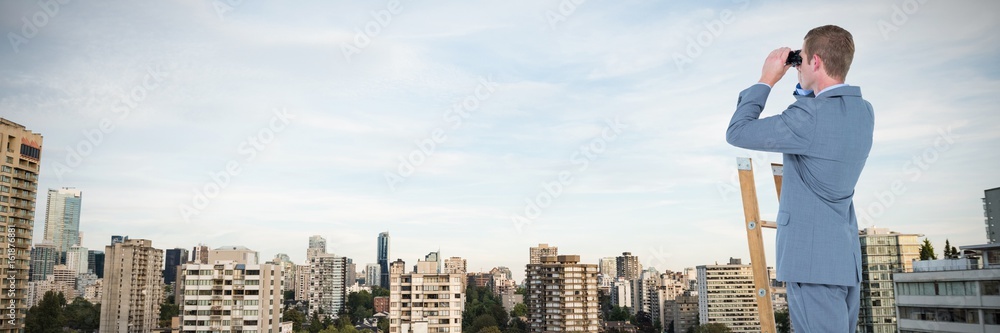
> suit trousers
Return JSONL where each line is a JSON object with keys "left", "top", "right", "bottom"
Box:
{"left": 787, "top": 281, "right": 860, "bottom": 333}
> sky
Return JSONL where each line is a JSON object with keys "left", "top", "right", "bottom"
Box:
{"left": 2, "top": 0, "right": 998, "bottom": 282}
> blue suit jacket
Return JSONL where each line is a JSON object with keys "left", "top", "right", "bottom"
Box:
{"left": 726, "top": 83, "right": 873, "bottom": 286}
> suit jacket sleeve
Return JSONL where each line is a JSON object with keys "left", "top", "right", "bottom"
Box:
{"left": 726, "top": 84, "right": 816, "bottom": 155}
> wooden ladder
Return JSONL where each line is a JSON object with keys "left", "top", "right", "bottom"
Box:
{"left": 736, "top": 157, "right": 783, "bottom": 332}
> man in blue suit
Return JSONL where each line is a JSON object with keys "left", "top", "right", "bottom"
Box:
{"left": 726, "top": 25, "right": 873, "bottom": 332}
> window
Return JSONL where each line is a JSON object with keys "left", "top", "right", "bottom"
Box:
{"left": 19, "top": 144, "right": 39, "bottom": 160}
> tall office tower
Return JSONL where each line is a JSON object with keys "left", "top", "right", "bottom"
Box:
{"left": 308, "top": 254, "right": 348, "bottom": 317}
{"left": 164, "top": 248, "right": 189, "bottom": 286}
{"left": 894, "top": 242, "right": 999, "bottom": 333}
{"left": 858, "top": 227, "right": 921, "bottom": 333}
{"left": 29, "top": 242, "right": 57, "bottom": 281}
{"left": 0, "top": 118, "right": 43, "bottom": 333}
{"left": 308, "top": 235, "right": 327, "bottom": 260}
{"left": 266, "top": 253, "right": 296, "bottom": 292}
{"left": 529, "top": 243, "right": 558, "bottom": 265}
{"left": 208, "top": 245, "right": 259, "bottom": 265}
{"left": 378, "top": 231, "right": 390, "bottom": 288}
{"left": 178, "top": 260, "right": 283, "bottom": 333}
{"left": 65, "top": 245, "right": 89, "bottom": 274}
{"left": 191, "top": 243, "right": 209, "bottom": 264}
{"left": 599, "top": 257, "right": 617, "bottom": 277}
{"left": 388, "top": 258, "right": 465, "bottom": 333}
{"left": 525, "top": 254, "right": 600, "bottom": 332}
{"left": 616, "top": 252, "right": 642, "bottom": 280}
{"left": 88, "top": 250, "right": 105, "bottom": 278}
{"left": 696, "top": 262, "right": 760, "bottom": 332}
{"left": 985, "top": 187, "right": 1000, "bottom": 243}
{"left": 444, "top": 257, "right": 467, "bottom": 274}
{"left": 43, "top": 187, "right": 83, "bottom": 261}
{"left": 294, "top": 264, "right": 311, "bottom": 301}
{"left": 100, "top": 239, "right": 164, "bottom": 333}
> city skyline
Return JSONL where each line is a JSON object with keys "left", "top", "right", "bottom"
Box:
{"left": 2, "top": 1, "right": 999, "bottom": 283}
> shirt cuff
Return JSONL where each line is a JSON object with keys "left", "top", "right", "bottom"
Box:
{"left": 755, "top": 82, "right": 772, "bottom": 89}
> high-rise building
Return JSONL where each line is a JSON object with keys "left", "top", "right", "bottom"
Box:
{"left": 365, "top": 263, "right": 381, "bottom": 287}
{"left": 632, "top": 268, "right": 659, "bottom": 315}
{"left": 529, "top": 243, "right": 558, "bottom": 265}
{"left": 525, "top": 254, "right": 600, "bottom": 332}
{"left": 294, "top": 264, "right": 310, "bottom": 301}
{"left": 696, "top": 261, "right": 760, "bottom": 332}
{"left": 894, "top": 242, "right": 1000, "bottom": 333}
{"left": 308, "top": 254, "right": 348, "bottom": 317}
{"left": 65, "top": 245, "right": 89, "bottom": 275}
{"left": 610, "top": 277, "right": 632, "bottom": 309}
{"left": 672, "top": 292, "right": 699, "bottom": 333}
{"left": 208, "top": 245, "right": 259, "bottom": 265}
{"left": 985, "top": 187, "right": 1000, "bottom": 243}
{"left": 100, "top": 238, "right": 164, "bottom": 333}
{"left": 308, "top": 235, "right": 327, "bottom": 260}
{"left": 1, "top": 118, "right": 43, "bottom": 333}
{"left": 88, "top": 250, "right": 105, "bottom": 279}
{"left": 444, "top": 257, "right": 467, "bottom": 274}
{"left": 29, "top": 242, "right": 57, "bottom": 281}
{"left": 191, "top": 243, "right": 209, "bottom": 264}
{"left": 378, "top": 232, "right": 390, "bottom": 288}
{"left": 43, "top": 187, "right": 83, "bottom": 262}
{"left": 858, "top": 227, "right": 921, "bottom": 333}
{"left": 164, "top": 248, "right": 189, "bottom": 286}
{"left": 599, "top": 257, "right": 617, "bottom": 277}
{"left": 617, "top": 252, "right": 641, "bottom": 280}
{"left": 388, "top": 258, "right": 465, "bottom": 333}
{"left": 265, "top": 253, "right": 296, "bottom": 292}
{"left": 178, "top": 260, "right": 284, "bottom": 333}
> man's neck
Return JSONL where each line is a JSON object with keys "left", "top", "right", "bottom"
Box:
{"left": 812, "top": 77, "right": 844, "bottom": 93}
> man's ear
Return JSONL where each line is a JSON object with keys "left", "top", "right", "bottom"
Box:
{"left": 812, "top": 54, "right": 822, "bottom": 71}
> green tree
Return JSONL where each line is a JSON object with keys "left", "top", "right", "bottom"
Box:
{"left": 159, "top": 300, "right": 179, "bottom": 327}
{"left": 25, "top": 291, "right": 66, "bottom": 333}
{"left": 285, "top": 290, "right": 295, "bottom": 301}
{"left": 372, "top": 286, "right": 390, "bottom": 297}
{"left": 377, "top": 318, "right": 388, "bottom": 333}
{"left": 64, "top": 297, "right": 100, "bottom": 331}
{"left": 774, "top": 308, "right": 790, "bottom": 333}
{"left": 308, "top": 311, "right": 324, "bottom": 333}
{"left": 284, "top": 308, "right": 307, "bottom": 332}
{"left": 478, "top": 327, "right": 503, "bottom": 333}
{"left": 468, "top": 314, "right": 498, "bottom": 333}
{"left": 944, "top": 239, "right": 953, "bottom": 258}
{"left": 509, "top": 303, "right": 527, "bottom": 318}
{"left": 919, "top": 238, "right": 937, "bottom": 260}
{"left": 608, "top": 306, "right": 631, "bottom": 322}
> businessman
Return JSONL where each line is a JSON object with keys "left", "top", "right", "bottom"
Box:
{"left": 725, "top": 25, "right": 873, "bottom": 332}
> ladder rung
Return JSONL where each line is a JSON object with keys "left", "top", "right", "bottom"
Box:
{"left": 760, "top": 220, "right": 777, "bottom": 229}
